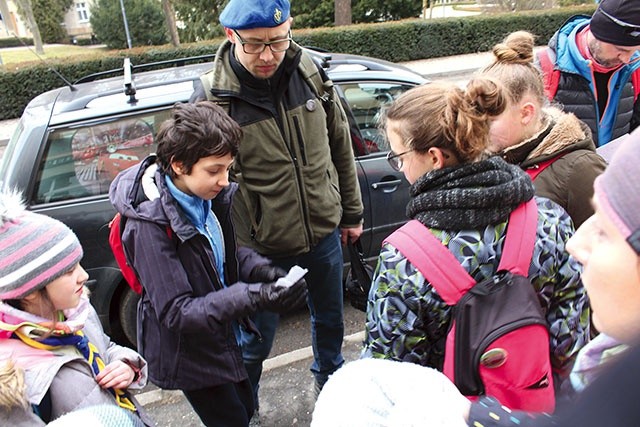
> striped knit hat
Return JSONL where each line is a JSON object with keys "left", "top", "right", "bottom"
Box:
{"left": 0, "top": 191, "right": 83, "bottom": 300}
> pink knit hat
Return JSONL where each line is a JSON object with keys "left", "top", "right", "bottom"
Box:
{"left": 0, "top": 191, "right": 83, "bottom": 300}
{"left": 594, "top": 127, "right": 640, "bottom": 254}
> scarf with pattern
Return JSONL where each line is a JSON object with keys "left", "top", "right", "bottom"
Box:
{"left": 407, "top": 156, "right": 535, "bottom": 230}
{"left": 0, "top": 296, "right": 136, "bottom": 411}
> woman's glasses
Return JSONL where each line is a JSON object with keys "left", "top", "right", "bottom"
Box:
{"left": 386, "top": 149, "right": 413, "bottom": 171}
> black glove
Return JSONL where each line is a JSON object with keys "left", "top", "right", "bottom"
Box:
{"left": 248, "top": 278, "right": 308, "bottom": 314}
{"left": 249, "top": 264, "right": 288, "bottom": 283}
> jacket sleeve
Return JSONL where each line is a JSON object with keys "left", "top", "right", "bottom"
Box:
{"left": 237, "top": 245, "right": 271, "bottom": 282}
{"left": 537, "top": 199, "right": 590, "bottom": 378}
{"left": 362, "top": 242, "right": 450, "bottom": 367}
{"left": 127, "top": 220, "right": 259, "bottom": 335}
{"left": 324, "top": 77, "right": 364, "bottom": 227}
{"left": 84, "top": 308, "right": 148, "bottom": 389}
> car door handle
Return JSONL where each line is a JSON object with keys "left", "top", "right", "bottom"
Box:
{"left": 371, "top": 179, "right": 402, "bottom": 190}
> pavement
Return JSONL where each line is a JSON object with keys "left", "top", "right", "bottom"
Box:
{"left": 0, "top": 47, "right": 541, "bottom": 426}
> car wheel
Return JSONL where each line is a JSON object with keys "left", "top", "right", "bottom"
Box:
{"left": 119, "top": 288, "right": 140, "bottom": 348}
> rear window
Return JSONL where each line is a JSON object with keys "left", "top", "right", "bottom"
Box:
{"left": 34, "top": 110, "right": 170, "bottom": 203}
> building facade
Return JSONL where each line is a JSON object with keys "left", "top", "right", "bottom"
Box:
{"left": 0, "top": 0, "right": 95, "bottom": 41}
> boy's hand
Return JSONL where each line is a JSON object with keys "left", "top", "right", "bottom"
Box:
{"left": 249, "top": 279, "right": 308, "bottom": 313}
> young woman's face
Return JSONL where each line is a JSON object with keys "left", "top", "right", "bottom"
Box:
{"left": 489, "top": 102, "right": 524, "bottom": 152}
{"left": 46, "top": 263, "right": 89, "bottom": 311}
{"left": 172, "top": 153, "right": 234, "bottom": 201}
{"left": 386, "top": 121, "right": 432, "bottom": 184}
{"left": 566, "top": 196, "right": 640, "bottom": 343}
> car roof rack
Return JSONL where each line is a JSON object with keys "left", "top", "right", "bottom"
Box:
{"left": 73, "top": 54, "right": 215, "bottom": 85}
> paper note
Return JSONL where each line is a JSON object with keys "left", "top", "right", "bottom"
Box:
{"left": 275, "top": 265, "right": 308, "bottom": 288}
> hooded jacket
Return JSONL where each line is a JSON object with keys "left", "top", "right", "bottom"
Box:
{"left": 0, "top": 297, "right": 149, "bottom": 426}
{"left": 500, "top": 108, "right": 607, "bottom": 227}
{"left": 193, "top": 41, "right": 363, "bottom": 256}
{"left": 544, "top": 15, "right": 640, "bottom": 146}
{"left": 109, "top": 156, "right": 269, "bottom": 390}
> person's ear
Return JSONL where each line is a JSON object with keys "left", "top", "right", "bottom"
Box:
{"left": 427, "top": 147, "right": 449, "bottom": 170}
{"left": 520, "top": 101, "right": 537, "bottom": 126}
{"left": 224, "top": 27, "right": 235, "bottom": 43}
{"left": 171, "top": 161, "right": 185, "bottom": 177}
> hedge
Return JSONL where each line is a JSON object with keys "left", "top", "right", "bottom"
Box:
{"left": 0, "top": 5, "right": 595, "bottom": 120}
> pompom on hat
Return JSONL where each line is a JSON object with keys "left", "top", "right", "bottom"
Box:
{"left": 219, "top": 0, "right": 290, "bottom": 30}
{"left": 594, "top": 127, "right": 640, "bottom": 255}
{"left": 590, "top": 0, "right": 640, "bottom": 47}
{"left": 0, "top": 190, "right": 83, "bottom": 300}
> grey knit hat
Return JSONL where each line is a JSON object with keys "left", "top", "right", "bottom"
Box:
{"left": 594, "top": 127, "right": 640, "bottom": 254}
{"left": 0, "top": 191, "right": 83, "bottom": 300}
{"left": 590, "top": 0, "right": 640, "bottom": 47}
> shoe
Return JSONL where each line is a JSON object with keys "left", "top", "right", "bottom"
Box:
{"left": 312, "top": 380, "right": 322, "bottom": 401}
{"left": 249, "top": 409, "right": 261, "bottom": 427}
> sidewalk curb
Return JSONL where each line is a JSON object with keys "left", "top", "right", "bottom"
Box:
{"left": 135, "top": 330, "right": 366, "bottom": 407}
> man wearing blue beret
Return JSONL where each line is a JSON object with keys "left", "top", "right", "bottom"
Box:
{"left": 192, "top": 0, "right": 364, "bottom": 425}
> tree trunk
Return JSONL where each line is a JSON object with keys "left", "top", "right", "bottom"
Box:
{"left": 15, "top": 0, "right": 43, "bottom": 54}
{"left": 0, "top": 0, "right": 16, "bottom": 35}
{"left": 162, "top": 0, "right": 180, "bottom": 47}
{"left": 334, "top": 0, "right": 351, "bottom": 27}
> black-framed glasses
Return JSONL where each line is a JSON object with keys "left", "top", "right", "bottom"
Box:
{"left": 598, "top": 8, "right": 640, "bottom": 38}
{"left": 233, "top": 30, "right": 292, "bottom": 54}
{"left": 386, "top": 149, "right": 413, "bottom": 171}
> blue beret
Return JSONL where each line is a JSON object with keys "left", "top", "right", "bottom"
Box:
{"left": 220, "top": 0, "right": 291, "bottom": 30}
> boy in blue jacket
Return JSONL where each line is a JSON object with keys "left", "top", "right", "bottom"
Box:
{"left": 109, "top": 101, "right": 307, "bottom": 427}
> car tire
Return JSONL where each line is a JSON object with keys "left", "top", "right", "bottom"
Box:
{"left": 119, "top": 288, "right": 140, "bottom": 348}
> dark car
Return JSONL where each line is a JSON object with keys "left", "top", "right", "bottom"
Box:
{"left": 0, "top": 50, "right": 426, "bottom": 346}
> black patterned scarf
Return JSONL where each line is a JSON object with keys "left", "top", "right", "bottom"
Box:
{"left": 406, "top": 156, "right": 535, "bottom": 230}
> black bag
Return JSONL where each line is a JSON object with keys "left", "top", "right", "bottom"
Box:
{"left": 345, "top": 239, "right": 374, "bottom": 312}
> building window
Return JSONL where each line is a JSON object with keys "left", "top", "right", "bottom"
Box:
{"left": 76, "top": 2, "right": 89, "bottom": 22}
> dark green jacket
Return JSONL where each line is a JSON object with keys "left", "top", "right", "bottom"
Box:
{"left": 194, "top": 41, "right": 363, "bottom": 256}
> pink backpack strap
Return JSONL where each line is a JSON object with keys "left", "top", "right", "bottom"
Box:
{"left": 383, "top": 199, "right": 538, "bottom": 304}
{"left": 384, "top": 220, "right": 475, "bottom": 305}
{"left": 498, "top": 199, "right": 538, "bottom": 276}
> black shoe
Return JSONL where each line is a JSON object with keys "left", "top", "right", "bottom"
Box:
{"left": 249, "top": 409, "right": 260, "bottom": 427}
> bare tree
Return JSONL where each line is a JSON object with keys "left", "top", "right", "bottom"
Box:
{"left": 335, "top": 0, "right": 351, "bottom": 26}
{"left": 0, "top": 0, "right": 16, "bottom": 35}
{"left": 162, "top": 0, "right": 180, "bottom": 46}
{"left": 14, "top": 0, "right": 43, "bottom": 54}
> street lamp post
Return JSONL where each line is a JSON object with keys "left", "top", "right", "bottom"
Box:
{"left": 119, "top": 0, "right": 132, "bottom": 49}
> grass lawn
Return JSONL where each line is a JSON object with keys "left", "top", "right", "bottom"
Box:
{"left": 0, "top": 44, "right": 109, "bottom": 68}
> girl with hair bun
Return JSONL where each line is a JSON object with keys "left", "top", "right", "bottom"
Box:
{"left": 481, "top": 30, "right": 607, "bottom": 228}
{"left": 362, "top": 78, "right": 589, "bottom": 395}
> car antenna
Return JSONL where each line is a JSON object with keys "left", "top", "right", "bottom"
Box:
{"left": 9, "top": 32, "right": 76, "bottom": 91}
{"left": 123, "top": 58, "right": 137, "bottom": 104}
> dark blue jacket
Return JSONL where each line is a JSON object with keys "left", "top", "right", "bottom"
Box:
{"left": 545, "top": 15, "right": 640, "bottom": 146}
{"left": 109, "top": 156, "right": 268, "bottom": 390}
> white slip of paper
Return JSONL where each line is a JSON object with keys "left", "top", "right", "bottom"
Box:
{"left": 275, "top": 265, "right": 308, "bottom": 288}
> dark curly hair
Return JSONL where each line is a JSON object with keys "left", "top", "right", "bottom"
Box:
{"left": 156, "top": 101, "right": 242, "bottom": 178}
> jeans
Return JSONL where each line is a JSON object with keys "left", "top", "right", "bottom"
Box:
{"left": 239, "top": 229, "right": 345, "bottom": 406}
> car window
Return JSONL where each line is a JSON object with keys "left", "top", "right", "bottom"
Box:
{"left": 338, "top": 82, "right": 415, "bottom": 156}
{"left": 34, "top": 111, "right": 170, "bottom": 204}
